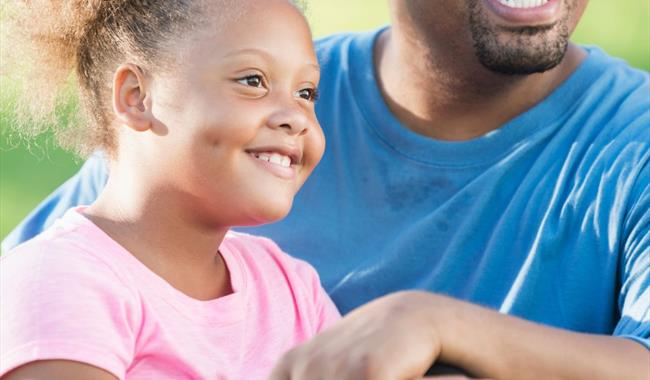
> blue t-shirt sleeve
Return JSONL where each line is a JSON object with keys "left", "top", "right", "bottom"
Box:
{"left": 1, "top": 153, "right": 109, "bottom": 253}
{"left": 614, "top": 158, "right": 650, "bottom": 349}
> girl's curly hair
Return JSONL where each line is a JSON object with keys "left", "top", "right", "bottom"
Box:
{"left": 2, "top": 0, "right": 208, "bottom": 156}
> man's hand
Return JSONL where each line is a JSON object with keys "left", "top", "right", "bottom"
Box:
{"left": 269, "top": 291, "right": 446, "bottom": 380}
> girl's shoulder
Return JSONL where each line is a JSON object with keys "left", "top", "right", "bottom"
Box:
{"left": 222, "top": 231, "right": 340, "bottom": 333}
{"left": 0, "top": 214, "right": 142, "bottom": 379}
{"left": 222, "top": 231, "right": 337, "bottom": 308}
{"left": 222, "top": 231, "right": 315, "bottom": 279}
{"left": 1, "top": 208, "right": 138, "bottom": 302}
{"left": 222, "top": 231, "right": 323, "bottom": 296}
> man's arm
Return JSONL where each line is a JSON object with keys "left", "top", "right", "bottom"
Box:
{"left": 270, "top": 161, "right": 650, "bottom": 380}
{"left": 270, "top": 291, "right": 649, "bottom": 380}
{"left": 2, "top": 153, "right": 108, "bottom": 252}
{"left": 440, "top": 168, "right": 650, "bottom": 379}
{"left": 437, "top": 293, "right": 648, "bottom": 379}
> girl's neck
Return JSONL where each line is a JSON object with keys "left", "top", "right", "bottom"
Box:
{"left": 84, "top": 168, "right": 233, "bottom": 301}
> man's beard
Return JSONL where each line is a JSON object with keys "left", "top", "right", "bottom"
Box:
{"left": 467, "top": 0, "right": 572, "bottom": 75}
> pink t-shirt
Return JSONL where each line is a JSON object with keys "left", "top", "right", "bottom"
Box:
{"left": 0, "top": 208, "right": 340, "bottom": 379}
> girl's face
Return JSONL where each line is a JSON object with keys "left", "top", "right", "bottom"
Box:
{"left": 135, "top": 0, "right": 324, "bottom": 227}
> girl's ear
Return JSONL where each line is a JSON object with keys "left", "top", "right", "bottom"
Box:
{"left": 112, "top": 64, "right": 153, "bottom": 132}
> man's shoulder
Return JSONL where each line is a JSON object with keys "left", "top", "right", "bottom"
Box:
{"left": 314, "top": 28, "right": 385, "bottom": 67}
{"left": 585, "top": 46, "right": 649, "bottom": 80}
{"left": 582, "top": 46, "right": 649, "bottom": 107}
{"left": 314, "top": 30, "right": 364, "bottom": 53}
{"left": 568, "top": 47, "right": 649, "bottom": 140}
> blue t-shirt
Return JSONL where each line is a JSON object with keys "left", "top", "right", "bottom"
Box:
{"left": 4, "top": 29, "right": 649, "bottom": 348}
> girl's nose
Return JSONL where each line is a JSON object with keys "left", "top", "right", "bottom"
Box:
{"left": 267, "top": 103, "right": 310, "bottom": 136}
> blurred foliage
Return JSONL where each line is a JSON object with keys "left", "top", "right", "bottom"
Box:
{"left": 1, "top": 0, "right": 649, "bottom": 240}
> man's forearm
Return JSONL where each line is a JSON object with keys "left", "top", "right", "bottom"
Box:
{"left": 420, "top": 293, "right": 650, "bottom": 380}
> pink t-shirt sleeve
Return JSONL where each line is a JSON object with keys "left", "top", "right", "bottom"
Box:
{"left": 291, "top": 258, "right": 341, "bottom": 333}
{"left": 233, "top": 233, "right": 341, "bottom": 336}
{"left": 0, "top": 239, "right": 139, "bottom": 378}
{"left": 244, "top": 235, "right": 341, "bottom": 334}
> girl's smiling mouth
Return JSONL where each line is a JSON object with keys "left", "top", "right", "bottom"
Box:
{"left": 252, "top": 152, "right": 292, "bottom": 167}
{"left": 246, "top": 145, "right": 303, "bottom": 180}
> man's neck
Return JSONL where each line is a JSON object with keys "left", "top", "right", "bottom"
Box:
{"left": 374, "top": 28, "right": 587, "bottom": 141}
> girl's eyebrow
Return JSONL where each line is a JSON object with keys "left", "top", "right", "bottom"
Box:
{"left": 222, "top": 48, "right": 274, "bottom": 60}
{"left": 306, "top": 63, "right": 321, "bottom": 72}
{"left": 222, "top": 48, "right": 320, "bottom": 72}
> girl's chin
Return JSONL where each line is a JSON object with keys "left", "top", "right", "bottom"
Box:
{"left": 258, "top": 209, "right": 292, "bottom": 225}
{"left": 239, "top": 203, "right": 293, "bottom": 227}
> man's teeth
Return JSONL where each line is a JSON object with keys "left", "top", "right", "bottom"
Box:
{"left": 497, "top": 0, "right": 549, "bottom": 8}
{"left": 254, "top": 152, "right": 292, "bottom": 168}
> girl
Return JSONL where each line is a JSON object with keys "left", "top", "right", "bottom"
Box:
{"left": 0, "top": 0, "right": 340, "bottom": 379}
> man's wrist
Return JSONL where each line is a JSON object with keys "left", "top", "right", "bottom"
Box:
{"left": 390, "top": 291, "right": 460, "bottom": 361}
{"left": 408, "top": 292, "right": 502, "bottom": 377}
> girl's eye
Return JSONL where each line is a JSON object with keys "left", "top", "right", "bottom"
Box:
{"left": 237, "top": 75, "right": 264, "bottom": 88}
{"left": 296, "top": 87, "right": 319, "bottom": 102}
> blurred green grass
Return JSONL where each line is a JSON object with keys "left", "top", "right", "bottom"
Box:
{"left": 1, "top": 1, "right": 649, "bottom": 240}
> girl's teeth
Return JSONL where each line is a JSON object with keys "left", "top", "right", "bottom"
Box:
{"left": 497, "top": 0, "right": 549, "bottom": 8}
{"left": 269, "top": 154, "right": 283, "bottom": 165}
{"left": 254, "top": 152, "right": 292, "bottom": 168}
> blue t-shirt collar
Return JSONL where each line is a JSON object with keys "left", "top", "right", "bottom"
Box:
{"left": 348, "top": 26, "right": 609, "bottom": 168}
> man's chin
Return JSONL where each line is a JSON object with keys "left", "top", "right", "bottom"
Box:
{"left": 476, "top": 43, "right": 568, "bottom": 75}
{"left": 467, "top": 0, "right": 574, "bottom": 76}
{"left": 472, "top": 24, "right": 570, "bottom": 75}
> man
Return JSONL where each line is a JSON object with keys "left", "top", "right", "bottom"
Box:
{"left": 4, "top": 0, "right": 649, "bottom": 378}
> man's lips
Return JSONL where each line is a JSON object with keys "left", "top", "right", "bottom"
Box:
{"left": 484, "top": 0, "right": 562, "bottom": 25}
